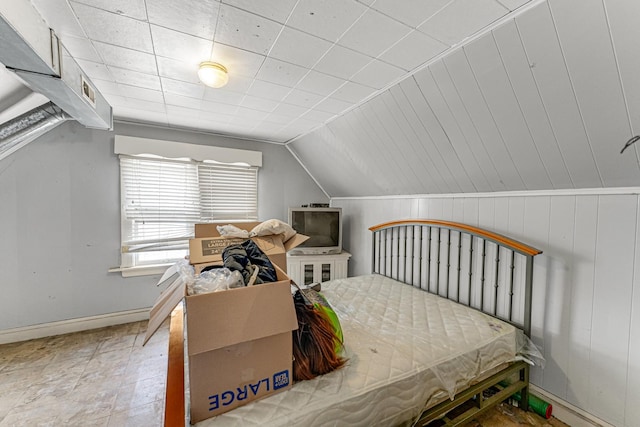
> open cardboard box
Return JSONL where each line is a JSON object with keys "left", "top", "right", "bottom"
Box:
{"left": 189, "top": 222, "right": 309, "bottom": 271}
{"left": 144, "top": 263, "right": 298, "bottom": 423}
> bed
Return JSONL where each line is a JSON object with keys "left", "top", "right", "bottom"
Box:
{"left": 164, "top": 219, "right": 542, "bottom": 426}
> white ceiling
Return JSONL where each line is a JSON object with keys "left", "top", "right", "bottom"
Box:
{"left": 25, "top": 0, "right": 532, "bottom": 143}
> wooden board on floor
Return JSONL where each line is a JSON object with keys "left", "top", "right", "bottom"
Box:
{"left": 165, "top": 303, "right": 185, "bottom": 426}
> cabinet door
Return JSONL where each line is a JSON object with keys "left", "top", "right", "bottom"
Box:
{"left": 303, "top": 261, "right": 335, "bottom": 283}
{"left": 320, "top": 261, "right": 334, "bottom": 282}
{"left": 333, "top": 259, "right": 348, "bottom": 280}
{"left": 303, "top": 263, "right": 315, "bottom": 285}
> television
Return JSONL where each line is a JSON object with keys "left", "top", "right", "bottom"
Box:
{"left": 288, "top": 207, "right": 342, "bottom": 255}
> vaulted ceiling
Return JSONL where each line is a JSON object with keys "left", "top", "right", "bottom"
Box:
{"left": 289, "top": 0, "right": 640, "bottom": 196}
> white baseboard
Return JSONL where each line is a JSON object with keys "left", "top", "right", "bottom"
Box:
{"left": 0, "top": 308, "right": 150, "bottom": 345}
{"left": 529, "top": 385, "right": 615, "bottom": 427}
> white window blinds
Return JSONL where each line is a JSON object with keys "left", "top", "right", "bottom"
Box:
{"left": 199, "top": 163, "right": 258, "bottom": 221}
{"left": 120, "top": 155, "right": 258, "bottom": 266}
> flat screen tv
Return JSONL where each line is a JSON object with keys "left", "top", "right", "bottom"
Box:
{"left": 288, "top": 207, "right": 342, "bottom": 255}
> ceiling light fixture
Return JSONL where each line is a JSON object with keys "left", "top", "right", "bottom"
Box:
{"left": 197, "top": 62, "right": 229, "bottom": 88}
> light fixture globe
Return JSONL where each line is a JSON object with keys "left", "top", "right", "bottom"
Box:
{"left": 197, "top": 62, "right": 229, "bottom": 88}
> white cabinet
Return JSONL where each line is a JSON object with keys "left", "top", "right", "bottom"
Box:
{"left": 286, "top": 251, "right": 351, "bottom": 286}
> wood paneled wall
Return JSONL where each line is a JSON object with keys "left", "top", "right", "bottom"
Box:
{"left": 333, "top": 190, "right": 639, "bottom": 427}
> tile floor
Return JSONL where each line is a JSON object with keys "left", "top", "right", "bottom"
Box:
{"left": 0, "top": 320, "right": 169, "bottom": 427}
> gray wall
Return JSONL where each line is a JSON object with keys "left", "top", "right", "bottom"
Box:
{"left": 334, "top": 191, "right": 640, "bottom": 427}
{"left": 0, "top": 120, "right": 327, "bottom": 330}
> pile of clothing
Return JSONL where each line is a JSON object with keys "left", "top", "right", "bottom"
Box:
{"left": 200, "top": 239, "right": 278, "bottom": 287}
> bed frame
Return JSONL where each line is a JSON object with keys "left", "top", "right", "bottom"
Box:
{"left": 369, "top": 219, "right": 542, "bottom": 425}
{"left": 163, "top": 219, "right": 542, "bottom": 426}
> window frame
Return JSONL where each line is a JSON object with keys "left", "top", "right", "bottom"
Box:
{"left": 113, "top": 136, "right": 261, "bottom": 277}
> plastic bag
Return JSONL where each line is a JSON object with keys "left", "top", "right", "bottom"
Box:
{"left": 292, "top": 284, "right": 347, "bottom": 381}
{"left": 297, "top": 287, "right": 344, "bottom": 350}
{"left": 187, "top": 267, "right": 244, "bottom": 295}
{"left": 216, "top": 224, "right": 250, "bottom": 238}
{"left": 515, "top": 330, "right": 546, "bottom": 368}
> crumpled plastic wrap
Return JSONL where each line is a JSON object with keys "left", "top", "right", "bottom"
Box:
{"left": 216, "top": 224, "right": 250, "bottom": 238}
{"left": 515, "top": 330, "right": 545, "bottom": 368}
{"left": 190, "top": 268, "right": 244, "bottom": 295}
{"left": 174, "top": 259, "right": 244, "bottom": 295}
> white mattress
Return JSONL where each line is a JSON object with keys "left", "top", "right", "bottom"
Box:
{"left": 195, "top": 274, "right": 517, "bottom": 426}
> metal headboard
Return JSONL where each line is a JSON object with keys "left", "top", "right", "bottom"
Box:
{"left": 370, "top": 220, "right": 542, "bottom": 337}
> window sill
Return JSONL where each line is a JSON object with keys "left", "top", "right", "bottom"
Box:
{"left": 108, "top": 263, "right": 173, "bottom": 278}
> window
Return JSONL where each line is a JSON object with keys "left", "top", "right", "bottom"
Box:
{"left": 115, "top": 136, "right": 261, "bottom": 274}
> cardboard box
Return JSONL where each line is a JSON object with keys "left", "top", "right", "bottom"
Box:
{"left": 144, "top": 263, "right": 298, "bottom": 423}
{"left": 190, "top": 222, "right": 309, "bottom": 272}
{"left": 194, "top": 222, "right": 259, "bottom": 238}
